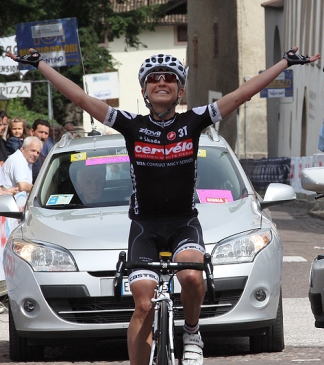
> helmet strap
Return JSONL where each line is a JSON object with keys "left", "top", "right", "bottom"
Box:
{"left": 144, "top": 97, "right": 179, "bottom": 119}
{"left": 143, "top": 84, "right": 182, "bottom": 120}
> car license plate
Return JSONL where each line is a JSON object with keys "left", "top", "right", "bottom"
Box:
{"left": 122, "top": 279, "right": 132, "bottom": 295}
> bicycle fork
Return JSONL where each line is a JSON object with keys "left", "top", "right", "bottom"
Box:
{"left": 149, "top": 294, "right": 176, "bottom": 365}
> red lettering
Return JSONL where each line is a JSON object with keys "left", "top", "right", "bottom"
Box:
{"left": 134, "top": 139, "right": 193, "bottom": 160}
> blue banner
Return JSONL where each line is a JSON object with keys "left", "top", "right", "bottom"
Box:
{"left": 259, "top": 69, "right": 293, "bottom": 98}
{"left": 16, "top": 17, "right": 81, "bottom": 69}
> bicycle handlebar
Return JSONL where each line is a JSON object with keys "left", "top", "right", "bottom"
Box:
{"left": 113, "top": 251, "right": 215, "bottom": 304}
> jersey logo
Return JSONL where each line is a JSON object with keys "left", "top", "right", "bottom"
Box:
{"left": 167, "top": 131, "right": 176, "bottom": 140}
{"left": 134, "top": 139, "right": 194, "bottom": 160}
{"left": 139, "top": 128, "right": 162, "bottom": 137}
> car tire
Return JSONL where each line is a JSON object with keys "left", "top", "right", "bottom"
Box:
{"left": 249, "top": 290, "right": 285, "bottom": 353}
{"left": 9, "top": 304, "right": 44, "bottom": 361}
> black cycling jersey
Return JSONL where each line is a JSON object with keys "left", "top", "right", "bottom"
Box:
{"left": 104, "top": 103, "right": 222, "bottom": 220}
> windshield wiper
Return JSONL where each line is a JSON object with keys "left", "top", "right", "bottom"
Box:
{"left": 45, "top": 204, "right": 86, "bottom": 210}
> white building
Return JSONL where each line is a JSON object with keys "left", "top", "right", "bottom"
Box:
{"left": 263, "top": 0, "right": 324, "bottom": 158}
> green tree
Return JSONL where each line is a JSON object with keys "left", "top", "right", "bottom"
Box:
{"left": 0, "top": 1, "right": 166, "bottom": 124}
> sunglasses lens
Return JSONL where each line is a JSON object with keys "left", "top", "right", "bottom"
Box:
{"left": 146, "top": 73, "right": 178, "bottom": 84}
{"left": 164, "top": 73, "right": 177, "bottom": 82}
{"left": 146, "top": 74, "right": 158, "bottom": 83}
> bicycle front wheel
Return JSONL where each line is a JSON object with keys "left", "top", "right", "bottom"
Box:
{"left": 157, "top": 300, "right": 169, "bottom": 365}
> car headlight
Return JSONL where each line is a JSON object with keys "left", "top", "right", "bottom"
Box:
{"left": 211, "top": 230, "right": 272, "bottom": 264}
{"left": 12, "top": 239, "right": 78, "bottom": 272}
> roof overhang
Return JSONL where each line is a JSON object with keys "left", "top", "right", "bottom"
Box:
{"left": 261, "top": 0, "right": 284, "bottom": 8}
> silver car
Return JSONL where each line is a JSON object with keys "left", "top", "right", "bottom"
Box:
{"left": 0, "top": 129, "right": 295, "bottom": 361}
{"left": 301, "top": 167, "right": 324, "bottom": 329}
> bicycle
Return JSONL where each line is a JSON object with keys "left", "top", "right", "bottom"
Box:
{"left": 113, "top": 250, "right": 215, "bottom": 365}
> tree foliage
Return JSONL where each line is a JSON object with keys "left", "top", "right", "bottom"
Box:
{"left": 0, "top": 0, "right": 166, "bottom": 124}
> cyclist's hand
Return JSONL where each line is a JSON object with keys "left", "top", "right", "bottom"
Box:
{"left": 6, "top": 48, "right": 43, "bottom": 69}
{"left": 283, "top": 46, "right": 320, "bottom": 67}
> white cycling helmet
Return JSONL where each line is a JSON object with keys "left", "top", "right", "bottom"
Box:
{"left": 138, "top": 54, "right": 188, "bottom": 88}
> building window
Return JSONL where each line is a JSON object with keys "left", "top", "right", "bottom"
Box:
{"left": 177, "top": 25, "right": 187, "bottom": 42}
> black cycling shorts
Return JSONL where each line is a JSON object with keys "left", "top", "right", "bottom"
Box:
{"left": 127, "top": 216, "right": 205, "bottom": 285}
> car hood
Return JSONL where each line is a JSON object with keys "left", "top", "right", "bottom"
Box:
{"left": 198, "top": 196, "right": 264, "bottom": 244}
{"left": 20, "top": 196, "right": 263, "bottom": 250}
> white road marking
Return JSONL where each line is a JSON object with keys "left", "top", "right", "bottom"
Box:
{"left": 283, "top": 256, "right": 307, "bottom": 262}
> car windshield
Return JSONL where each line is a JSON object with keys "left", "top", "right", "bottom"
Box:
{"left": 195, "top": 146, "right": 246, "bottom": 203}
{"left": 37, "top": 144, "right": 246, "bottom": 209}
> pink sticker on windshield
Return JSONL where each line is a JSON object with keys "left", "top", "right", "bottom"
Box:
{"left": 196, "top": 189, "right": 234, "bottom": 203}
{"left": 86, "top": 155, "right": 130, "bottom": 165}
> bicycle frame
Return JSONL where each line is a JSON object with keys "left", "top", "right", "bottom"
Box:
{"left": 113, "top": 251, "right": 215, "bottom": 365}
{"left": 149, "top": 272, "right": 176, "bottom": 365}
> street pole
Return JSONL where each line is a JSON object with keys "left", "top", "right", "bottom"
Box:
{"left": 23, "top": 79, "right": 54, "bottom": 122}
{"left": 244, "top": 101, "right": 247, "bottom": 159}
{"left": 47, "top": 81, "right": 53, "bottom": 121}
{"left": 243, "top": 76, "right": 251, "bottom": 159}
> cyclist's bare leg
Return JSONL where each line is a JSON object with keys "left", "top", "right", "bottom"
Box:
{"left": 175, "top": 250, "right": 205, "bottom": 364}
{"left": 175, "top": 249, "right": 205, "bottom": 325}
{"left": 128, "top": 279, "right": 156, "bottom": 365}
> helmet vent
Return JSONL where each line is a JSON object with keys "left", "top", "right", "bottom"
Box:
{"left": 138, "top": 54, "right": 188, "bottom": 87}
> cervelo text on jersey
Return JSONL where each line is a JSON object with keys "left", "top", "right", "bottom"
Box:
{"left": 135, "top": 139, "right": 194, "bottom": 160}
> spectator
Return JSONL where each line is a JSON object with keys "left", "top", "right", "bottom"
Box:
{"left": 0, "top": 169, "right": 18, "bottom": 195}
{"left": 0, "top": 187, "right": 18, "bottom": 195}
{"left": 53, "top": 125, "right": 64, "bottom": 142}
{"left": 2, "top": 136, "right": 42, "bottom": 193}
{"left": 5, "top": 117, "right": 28, "bottom": 155}
{"left": 0, "top": 111, "right": 9, "bottom": 166}
{"left": 29, "top": 119, "right": 52, "bottom": 183}
{"left": 63, "top": 122, "right": 76, "bottom": 138}
{"left": 73, "top": 164, "right": 106, "bottom": 204}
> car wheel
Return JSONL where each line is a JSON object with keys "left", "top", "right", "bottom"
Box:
{"left": 9, "top": 304, "right": 44, "bottom": 361}
{"left": 249, "top": 290, "right": 285, "bottom": 353}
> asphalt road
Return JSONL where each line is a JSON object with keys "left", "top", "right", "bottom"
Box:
{"left": 1, "top": 201, "right": 324, "bottom": 364}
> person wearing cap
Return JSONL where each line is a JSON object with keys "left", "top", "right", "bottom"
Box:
{"left": 6, "top": 47, "right": 320, "bottom": 365}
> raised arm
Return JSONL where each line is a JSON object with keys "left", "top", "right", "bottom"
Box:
{"left": 6, "top": 49, "right": 110, "bottom": 124}
{"left": 217, "top": 47, "right": 321, "bottom": 119}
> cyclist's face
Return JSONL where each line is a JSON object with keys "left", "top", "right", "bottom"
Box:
{"left": 143, "top": 76, "right": 184, "bottom": 109}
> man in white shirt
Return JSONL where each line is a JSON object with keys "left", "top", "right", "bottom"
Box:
{"left": 2, "top": 136, "right": 43, "bottom": 193}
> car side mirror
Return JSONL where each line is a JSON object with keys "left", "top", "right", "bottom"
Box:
{"left": 260, "top": 183, "right": 296, "bottom": 209}
{"left": 0, "top": 194, "right": 23, "bottom": 219}
{"left": 301, "top": 167, "right": 324, "bottom": 194}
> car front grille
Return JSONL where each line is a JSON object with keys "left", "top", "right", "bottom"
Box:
{"left": 41, "top": 276, "right": 247, "bottom": 324}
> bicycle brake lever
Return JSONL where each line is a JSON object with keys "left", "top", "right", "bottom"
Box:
{"left": 204, "top": 253, "right": 215, "bottom": 304}
{"left": 114, "top": 251, "right": 126, "bottom": 301}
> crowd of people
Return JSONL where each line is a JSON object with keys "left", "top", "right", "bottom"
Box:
{"left": 0, "top": 110, "right": 79, "bottom": 197}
